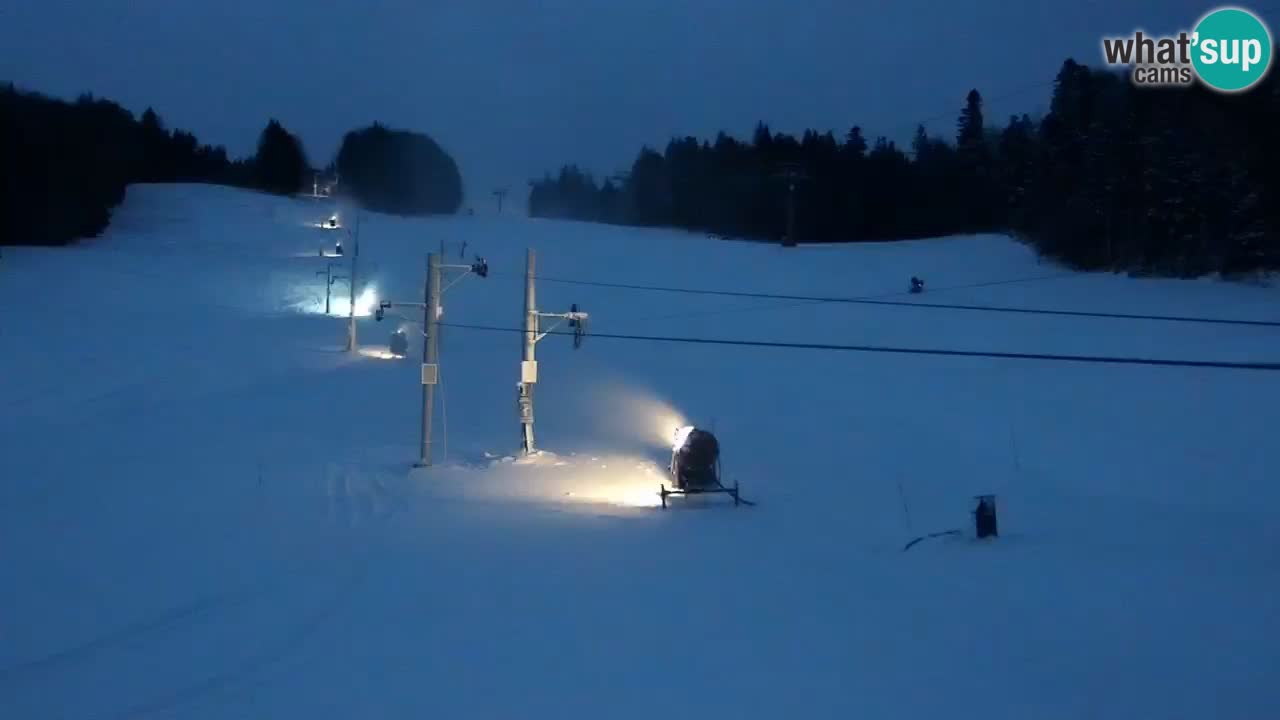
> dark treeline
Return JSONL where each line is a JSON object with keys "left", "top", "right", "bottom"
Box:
{"left": 529, "top": 59, "right": 1280, "bottom": 277}
{"left": 1, "top": 84, "right": 465, "bottom": 246}
{"left": 335, "top": 123, "right": 464, "bottom": 216}
{"left": 2, "top": 84, "right": 310, "bottom": 246}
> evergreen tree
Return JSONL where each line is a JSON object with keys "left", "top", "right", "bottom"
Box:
{"left": 335, "top": 123, "right": 463, "bottom": 215}
{"left": 522, "top": 56, "right": 1280, "bottom": 275}
{"left": 996, "top": 114, "right": 1036, "bottom": 230}
{"left": 955, "top": 88, "right": 997, "bottom": 230}
{"left": 1, "top": 85, "right": 241, "bottom": 247}
{"left": 843, "top": 126, "right": 868, "bottom": 157}
{"left": 253, "top": 119, "right": 308, "bottom": 195}
{"left": 627, "top": 147, "right": 672, "bottom": 227}
{"left": 957, "top": 89, "right": 986, "bottom": 152}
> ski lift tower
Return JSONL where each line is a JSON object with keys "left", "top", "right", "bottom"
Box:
{"left": 773, "top": 162, "right": 810, "bottom": 247}
{"left": 517, "top": 248, "right": 588, "bottom": 455}
{"left": 376, "top": 252, "right": 490, "bottom": 467}
{"left": 345, "top": 214, "right": 362, "bottom": 352}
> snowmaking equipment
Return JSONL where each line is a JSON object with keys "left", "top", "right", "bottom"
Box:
{"left": 388, "top": 328, "right": 409, "bottom": 358}
{"left": 974, "top": 494, "right": 998, "bottom": 538}
{"left": 660, "top": 425, "right": 745, "bottom": 508}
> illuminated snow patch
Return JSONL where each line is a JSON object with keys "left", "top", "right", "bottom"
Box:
{"left": 420, "top": 451, "right": 667, "bottom": 512}
{"left": 359, "top": 346, "right": 400, "bottom": 361}
{"left": 292, "top": 284, "right": 379, "bottom": 317}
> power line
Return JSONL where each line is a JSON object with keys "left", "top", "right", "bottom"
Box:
{"left": 622, "top": 271, "right": 1082, "bottom": 322}
{"left": 440, "top": 322, "right": 1280, "bottom": 372}
{"left": 492, "top": 271, "right": 1280, "bottom": 328}
{"left": 831, "top": 297, "right": 1280, "bottom": 328}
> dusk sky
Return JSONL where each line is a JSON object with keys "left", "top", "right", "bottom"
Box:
{"left": 1, "top": 1, "right": 1223, "bottom": 210}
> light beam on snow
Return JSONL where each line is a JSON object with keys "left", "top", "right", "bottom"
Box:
{"left": 574, "top": 484, "right": 663, "bottom": 508}
{"left": 292, "top": 283, "right": 379, "bottom": 318}
{"left": 425, "top": 452, "right": 667, "bottom": 512}
{"left": 347, "top": 286, "right": 380, "bottom": 318}
{"left": 359, "top": 346, "right": 399, "bottom": 360}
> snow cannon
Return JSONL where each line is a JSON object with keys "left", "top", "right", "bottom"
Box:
{"left": 974, "top": 494, "right": 998, "bottom": 539}
{"left": 672, "top": 426, "right": 718, "bottom": 489}
{"left": 388, "top": 329, "right": 409, "bottom": 359}
{"left": 660, "top": 426, "right": 743, "bottom": 508}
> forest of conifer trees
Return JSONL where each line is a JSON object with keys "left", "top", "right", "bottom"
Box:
{"left": 1, "top": 84, "right": 465, "bottom": 247}
{"left": 1, "top": 84, "right": 310, "bottom": 246}
{"left": 529, "top": 59, "right": 1280, "bottom": 277}
{"left": 5, "top": 56, "right": 1278, "bottom": 278}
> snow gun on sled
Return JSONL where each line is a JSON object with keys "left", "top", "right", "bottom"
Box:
{"left": 659, "top": 426, "right": 752, "bottom": 508}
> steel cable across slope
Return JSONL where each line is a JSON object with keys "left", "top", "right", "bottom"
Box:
{"left": 439, "top": 322, "right": 1280, "bottom": 371}
{"left": 484, "top": 270, "right": 1280, "bottom": 328}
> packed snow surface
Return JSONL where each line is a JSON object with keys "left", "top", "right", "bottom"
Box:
{"left": 2, "top": 184, "right": 1278, "bottom": 719}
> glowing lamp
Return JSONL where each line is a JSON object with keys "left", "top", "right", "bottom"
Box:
{"left": 670, "top": 426, "right": 719, "bottom": 491}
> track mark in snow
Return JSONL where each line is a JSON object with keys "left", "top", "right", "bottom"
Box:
{"left": 81, "top": 471, "right": 405, "bottom": 720}
{"left": 0, "top": 464, "right": 403, "bottom": 691}
{"left": 0, "top": 546, "right": 352, "bottom": 688}
{"left": 0, "top": 593, "right": 241, "bottom": 684}
{"left": 91, "top": 559, "right": 372, "bottom": 720}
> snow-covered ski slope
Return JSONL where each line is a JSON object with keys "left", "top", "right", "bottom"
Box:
{"left": 2, "top": 183, "right": 1278, "bottom": 719}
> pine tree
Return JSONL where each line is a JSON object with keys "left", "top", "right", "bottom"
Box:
{"left": 627, "top": 147, "right": 672, "bottom": 226}
{"left": 843, "top": 126, "right": 868, "bottom": 157}
{"left": 957, "top": 89, "right": 985, "bottom": 152}
{"left": 253, "top": 119, "right": 308, "bottom": 195}
{"left": 996, "top": 114, "right": 1036, "bottom": 230}
{"left": 955, "top": 89, "right": 996, "bottom": 231}
{"left": 136, "top": 108, "right": 163, "bottom": 182}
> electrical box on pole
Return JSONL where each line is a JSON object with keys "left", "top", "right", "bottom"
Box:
{"left": 421, "top": 363, "right": 438, "bottom": 385}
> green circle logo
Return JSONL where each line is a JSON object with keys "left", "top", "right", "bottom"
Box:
{"left": 1192, "top": 7, "right": 1273, "bottom": 92}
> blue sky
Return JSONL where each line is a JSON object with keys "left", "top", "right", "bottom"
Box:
{"left": 0, "top": 1, "right": 1227, "bottom": 209}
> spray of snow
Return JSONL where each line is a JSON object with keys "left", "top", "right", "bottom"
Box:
{"left": 573, "top": 381, "right": 690, "bottom": 450}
